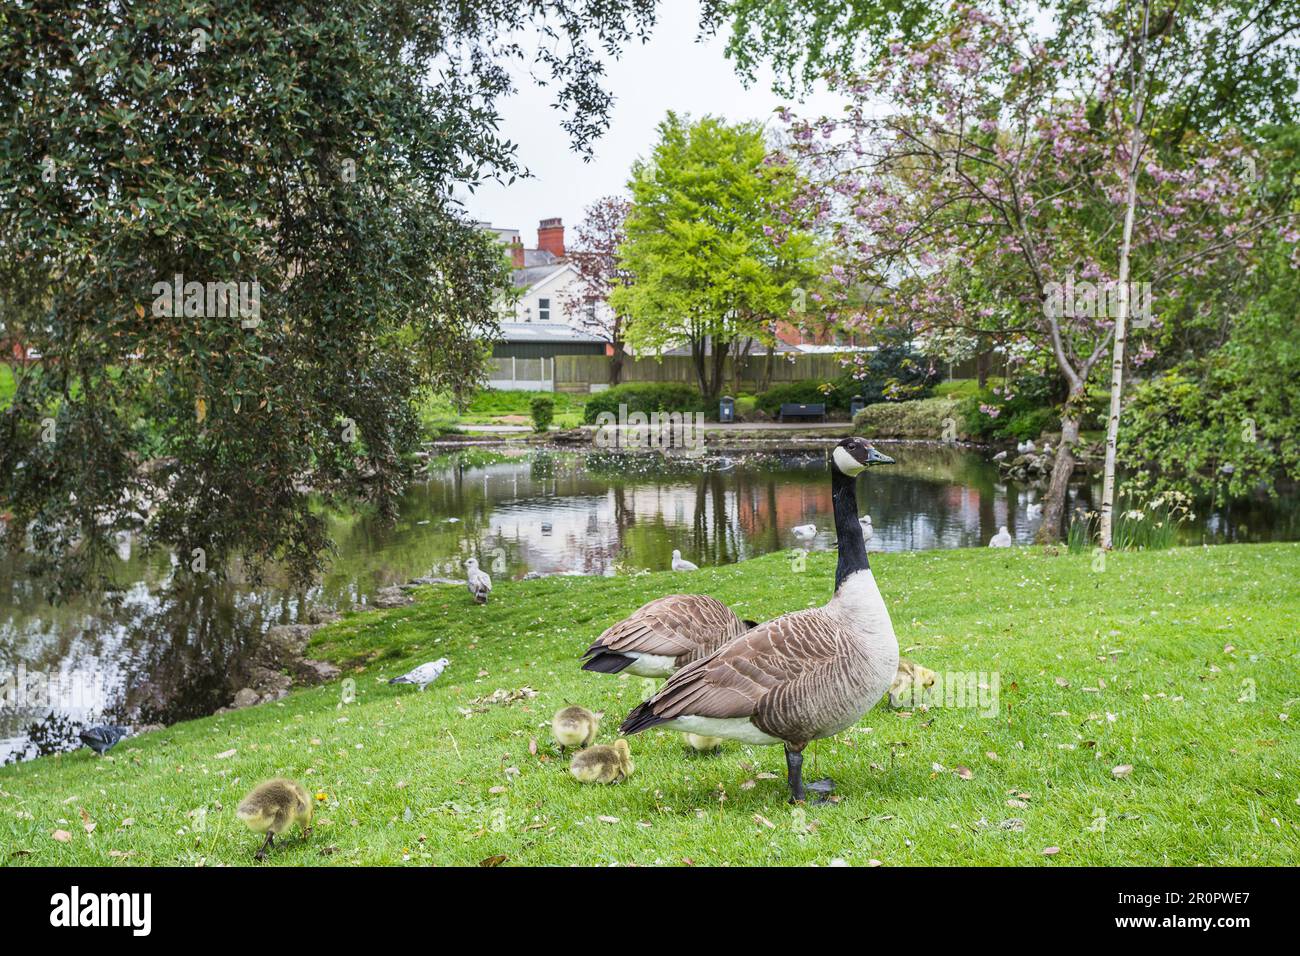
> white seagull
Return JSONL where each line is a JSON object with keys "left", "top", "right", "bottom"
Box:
{"left": 1027, "top": 503, "right": 1043, "bottom": 520}
{"left": 992, "top": 450, "right": 1008, "bottom": 461}
{"left": 671, "top": 549, "right": 699, "bottom": 572}
{"left": 388, "top": 658, "right": 450, "bottom": 691}
{"left": 465, "top": 558, "right": 492, "bottom": 604}
{"left": 792, "top": 523, "right": 817, "bottom": 540}
{"left": 989, "top": 526, "right": 1013, "bottom": 548}
{"left": 1016, "top": 439, "right": 1037, "bottom": 454}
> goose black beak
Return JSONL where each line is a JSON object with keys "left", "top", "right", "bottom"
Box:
{"left": 866, "top": 447, "right": 895, "bottom": 466}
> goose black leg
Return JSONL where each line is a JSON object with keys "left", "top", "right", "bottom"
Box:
{"left": 785, "top": 745, "right": 806, "bottom": 803}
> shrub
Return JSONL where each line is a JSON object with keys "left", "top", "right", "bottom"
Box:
{"left": 958, "top": 371, "right": 1061, "bottom": 441}
{"left": 853, "top": 397, "right": 964, "bottom": 439}
{"left": 582, "top": 382, "right": 707, "bottom": 424}
{"left": 529, "top": 395, "right": 555, "bottom": 432}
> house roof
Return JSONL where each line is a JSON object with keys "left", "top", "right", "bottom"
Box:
{"left": 497, "top": 321, "right": 606, "bottom": 345}
{"left": 512, "top": 263, "right": 567, "bottom": 289}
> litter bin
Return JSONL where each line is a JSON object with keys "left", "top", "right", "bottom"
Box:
{"left": 850, "top": 395, "right": 867, "bottom": 418}
{"left": 719, "top": 396, "right": 735, "bottom": 424}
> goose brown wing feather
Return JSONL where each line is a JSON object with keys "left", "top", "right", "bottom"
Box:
{"left": 586, "top": 594, "right": 746, "bottom": 661}
{"left": 638, "top": 610, "right": 846, "bottom": 722}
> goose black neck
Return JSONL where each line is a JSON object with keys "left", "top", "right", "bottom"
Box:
{"left": 832, "top": 468, "right": 869, "bottom": 591}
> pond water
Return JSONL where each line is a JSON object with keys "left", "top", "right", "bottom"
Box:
{"left": 2, "top": 443, "right": 1296, "bottom": 762}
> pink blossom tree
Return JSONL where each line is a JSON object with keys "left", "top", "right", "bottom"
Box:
{"left": 563, "top": 196, "right": 634, "bottom": 384}
{"left": 780, "top": 2, "right": 1278, "bottom": 541}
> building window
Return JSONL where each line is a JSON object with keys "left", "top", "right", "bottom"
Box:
{"left": 538, "top": 297, "right": 550, "bottom": 321}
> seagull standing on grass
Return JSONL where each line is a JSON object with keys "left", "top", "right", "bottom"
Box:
{"left": 388, "top": 658, "right": 451, "bottom": 691}
{"left": 465, "top": 557, "right": 492, "bottom": 604}
{"left": 671, "top": 549, "right": 698, "bottom": 572}
{"left": 989, "top": 526, "right": 1012, "bottom": 548}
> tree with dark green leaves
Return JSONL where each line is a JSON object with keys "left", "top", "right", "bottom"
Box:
{"left": 0, "top": 0, "right": 663, "bottom": 596}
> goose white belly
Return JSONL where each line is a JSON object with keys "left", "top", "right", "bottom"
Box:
{"left": 661, "top": 715, "right": 783, "bottom": 745}
{"left": 623, "top": 652, "right": 678, "bottom": 678}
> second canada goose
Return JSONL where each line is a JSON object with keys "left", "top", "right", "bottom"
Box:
{"left": 989, "top": 526, "right": 1012, "bottom": 548}
{"left": 580, "top": 594, "right": 756, "bottom": 678}
{"left": 465, "top": 558, "right": 492, "bottom": 604}
{"left": 237, "top": 779, "right": 313, "bottom": 860}
{"left": 670, "top": 550, "right": 698, "bottom": 572}
{"left": 552, "top": 705, "right": 601, "bottom": 750}
{"left": 621, "top": 437, "right": 899, "bottom": 803}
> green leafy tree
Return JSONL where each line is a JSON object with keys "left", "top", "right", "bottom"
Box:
{"left": 612, "top": 113, "right": 821, "bottom": 401}
{"left": 0, "top": 0, "right": 669, "bottom": 596}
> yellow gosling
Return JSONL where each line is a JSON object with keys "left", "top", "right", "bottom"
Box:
{"left": 569, "top": 739, "right": 634, "bottom": 785}
{"left": 236, "top": 779, "right": 313, "bottom": 861}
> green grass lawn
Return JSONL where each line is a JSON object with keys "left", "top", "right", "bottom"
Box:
{"left": 2, "top": 544, "right": 1297, "bottom": 866}
{"left": 418, "top": 389, "right": 587, "bottom": 435}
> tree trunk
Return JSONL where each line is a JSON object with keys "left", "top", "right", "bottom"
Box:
{"left": 1099, "top": 0, "right": 1149, "bottom": 550}
{"left": 761, "top": 342, "right": 775, "bottom": 392}
{"left": 609, "top": 339, "right": 625, "bottom": 386}
{"left": 1036, "top": 397, "right": 1083, "bottom": 544}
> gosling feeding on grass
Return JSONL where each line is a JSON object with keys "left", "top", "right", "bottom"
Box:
{"left": 552, "top": 705, "right": 601, "bottom": 750}
{"left": 569, "top": 739, "right": 634, "bottom": 785}
{"left": 684, "top": 733, "right": 725, "bottom": 754}
{"left": 237, "top": 779, "right": 313, "bottom": 861}
{"left": 888, "top": 657, "right": 939, "bottom": 709}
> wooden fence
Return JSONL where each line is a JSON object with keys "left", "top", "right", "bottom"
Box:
{"left": 553, "top": 353, "right": 848, "bottom": 394}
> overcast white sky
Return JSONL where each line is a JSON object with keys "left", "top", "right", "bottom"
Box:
{"left": 455, "top": 0, "right": 846, "bottom": 243}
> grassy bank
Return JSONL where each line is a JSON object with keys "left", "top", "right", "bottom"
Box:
{"left": 2, "top": 544, "right": 1297, "bottom": 866}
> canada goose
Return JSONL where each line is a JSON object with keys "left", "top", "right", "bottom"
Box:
{"left": 684, "top": 732, "right": 724, "bottom": 754}
{"left": 620, "top": 437, "right": 898, "bottom": 803}
{"left": 388, "top": 658, "right": 450, "bottom": 691}
{"left": 580, "top": 594, "right": 756, "bottom": 677}
{"left": 569, "top": 739, "right": 634, "bottom": 785}
{"left": 237, "top": 779, "right": 313, "bottom": 860}
{"left": 465, "top": 558, "right": 492, "bottom": 603}
{"left": 791, "top": 523, "right": 817, "bottom": 540}
{"left": 79, "top": 725, "right": 130, "bottom": 755}
{"left": 888, "top": 657, "right": 939, "bottom": 708}
{"left": 552, "top": 705, "right": 601, "bottom": 750}
{"left": 989, "top": 526, "right": 1012, "bottom": 547}
{"left": 1026, "top": 503, "right": 1043, "bottom": 520}
{"left": 670, "top": 550, "right": 698, "bottom": 572}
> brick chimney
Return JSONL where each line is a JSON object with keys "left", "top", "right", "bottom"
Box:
{"left": 509, "top": 236, "right": 525, "bottom": 269}
{"left": 537, "top": 217, "right": 565, "bottom": 258}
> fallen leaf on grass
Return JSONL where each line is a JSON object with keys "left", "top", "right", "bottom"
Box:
{"left": 1042, "top": 846, "right": 1060, "bottom": 856}
{"left": 51, "top": 830, "right": 72, "bottom": 843}
{"left": 598, "top": 815, "right": 620, "bottom": 824}
{"left": 479, "top": 854, "right": 508, "bottom": 867}
{"left": 954, "top": 766, "right": 974, "bottom": 780}
{"left": 1111, "top": 764, "right": 1133, "bottom": 779}
{"left": 1006, "top": 799, "right": 1028, "bottom": 809}
{"left": 215, "top": 749, "right": 237, "bottom": 759}
{"left": 753, "top": 814, "right": 775, "bottom": 829}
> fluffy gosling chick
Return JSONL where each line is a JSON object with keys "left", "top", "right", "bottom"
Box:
{"left": 683, "top": 732, "right": 724, "bottom": 754}
{"left": 237, "top": 778, "right": 313, "bottom": 860}
{"left": 552, "top": 705, "right": 601, "bottom": 750}
{"left": 569, "top": 739, "right": 634, "bottom": 785}
{"left": 888, "top": 657, "right": 939, "bottom": 709}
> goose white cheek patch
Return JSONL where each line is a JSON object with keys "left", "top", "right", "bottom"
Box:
{"left": 833, "top": 446, "right": 866, "bottom": 475}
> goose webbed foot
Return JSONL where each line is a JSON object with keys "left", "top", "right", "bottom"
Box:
{"left": 806, "top": 778, "right": 836, "bottom": 804}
